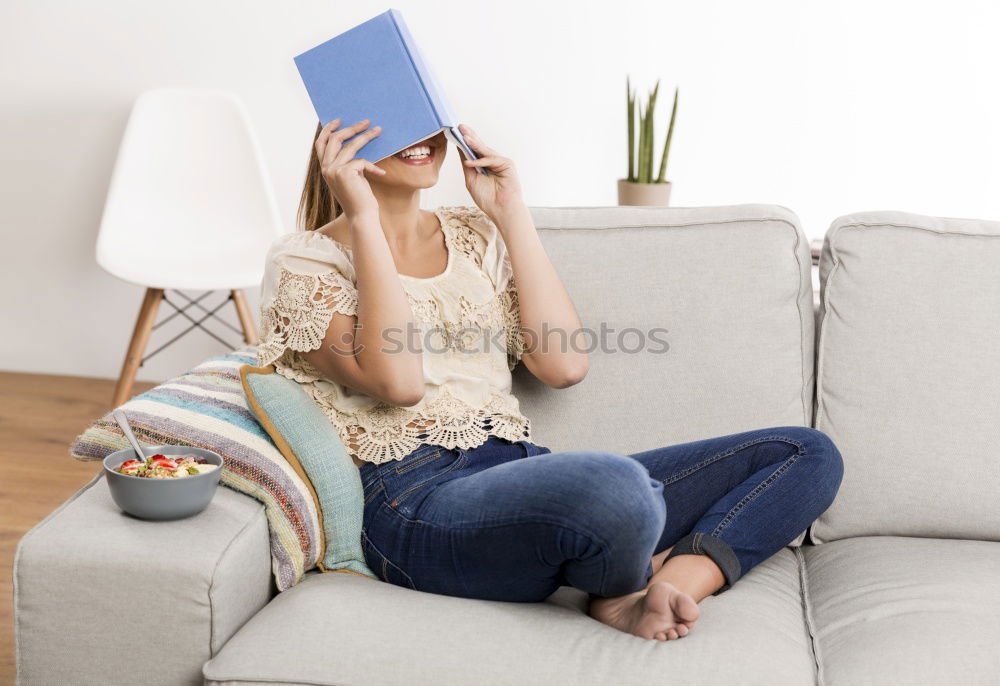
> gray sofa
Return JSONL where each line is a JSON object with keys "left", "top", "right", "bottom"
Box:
{"left": 15, "top": 205, "right": 1000, "bottom": 685}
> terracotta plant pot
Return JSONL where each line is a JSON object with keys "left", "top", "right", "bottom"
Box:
{"left": 617, "top": 178, "right": 672, "bottom": 207}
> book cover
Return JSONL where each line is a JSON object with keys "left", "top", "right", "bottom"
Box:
{"left": 293, "top": 8, "right": 485, "bottom": 174}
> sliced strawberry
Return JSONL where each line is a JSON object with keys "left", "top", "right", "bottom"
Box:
{"left": 119, "top": 459, "right": 141, "bottom": 475}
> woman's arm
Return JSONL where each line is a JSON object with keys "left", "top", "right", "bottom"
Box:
{"left": 299, "top": 119, "right": 425, "bottom": 406}
{"left": 493, "top": 203, "right": 589, "bottom": 388}
{"left": 300, "top": 211, "right": 425, "bottom": 406}
{"left": 456, "top": 123, "right": 589, "bottom": 389}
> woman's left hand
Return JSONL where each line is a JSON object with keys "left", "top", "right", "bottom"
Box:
{"left": 457, "top": 123, "right": 525, "bottom": 220}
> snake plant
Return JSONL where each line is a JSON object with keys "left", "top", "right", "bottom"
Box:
{"left": 626, "top": 76, "right": 678, "bottom": 184}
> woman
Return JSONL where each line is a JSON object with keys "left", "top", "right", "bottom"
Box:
{"left": 257, "top": 117, "right": 844, "bottom": 642}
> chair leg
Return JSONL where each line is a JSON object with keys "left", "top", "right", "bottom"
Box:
{"left": 231, "top": 289, "right": 259, "bottom": 345}
{"left": 112, "top": 288, "right": 163, "bottom": 408}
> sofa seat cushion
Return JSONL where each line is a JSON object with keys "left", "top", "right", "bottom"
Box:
{"left": 802, "top": 536, "right": 1000, "bottom": 686}
{"left": 202, "top": 548, "right": 815, "bottom": 686}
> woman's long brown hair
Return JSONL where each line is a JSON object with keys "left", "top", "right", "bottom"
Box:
{"left": 297, "top": 122, "right": 342, "bottom": 231}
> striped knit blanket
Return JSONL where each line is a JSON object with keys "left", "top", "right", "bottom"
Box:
{"left": 70, "top": 345, "right": 322, "bottom": 592}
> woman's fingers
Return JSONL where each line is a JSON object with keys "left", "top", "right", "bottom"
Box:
{"left": 364, "top": 160, "right": 386, "bottom": 176}
{"left": 459, "top": 124, "right": 512, "bottom": 175}
{"left": 460, "top": 123, "right": 497, "bottom": 156}
{"left": 321, "top": 118, "right": 373, "bottom": 170}
{"left": 462, "top": 154, "right": 505, "bottom": 168}
{"left": 314, "top": 118, "right": 341, "bottom": 163}
{"left": 333, "top": 122, "right": 382, "bottom": 166}
{"left": 342, "top": 157, "right": 386, "bottom": 177}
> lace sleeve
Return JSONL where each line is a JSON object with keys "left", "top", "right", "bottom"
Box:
{"left": 256, "top": 233, "right": 358, "bottom": 368}
{"left": 496, "top": 258, "right": 526, "bottom": 371}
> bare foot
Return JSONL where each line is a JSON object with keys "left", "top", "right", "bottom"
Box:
{"left": 588, "top": 581, "right": 700, "bottom": 641}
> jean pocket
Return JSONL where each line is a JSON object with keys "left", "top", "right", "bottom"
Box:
{"left": 359, "top": 463, "right": 385, "bottom": 504}
{"left": 393, "top": 445, "right": 445, "bottom": 474}
{"left": 384, "top": 449, "right": 468, "bottom": 514}
{"left": 361, "top": 527, "right": 416, "bottom": 590}
{"left": 362, "top": 477, "right": 385, "bottom": 507}
{"left": 360, "top": 462, "right": 383, "bottom": 490}
{"left": 517, "top": 440, "right": 552, "bottom": 457}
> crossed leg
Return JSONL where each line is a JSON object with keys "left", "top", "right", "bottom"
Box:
{"left": 590, "top": 425, "right": 843, "bottom": 640}
{"left": 403, "top": 426, "right": 841, "bottom": 642}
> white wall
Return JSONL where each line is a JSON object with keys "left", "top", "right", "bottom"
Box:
{"left": 3, "top": 0, "right": 1000, "bottom": 381}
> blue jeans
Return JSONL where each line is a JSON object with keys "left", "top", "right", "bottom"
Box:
{"left": 358, "top": 426, "right": 843, "bottom": 602}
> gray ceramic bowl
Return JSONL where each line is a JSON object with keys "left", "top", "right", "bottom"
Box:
{"left": 103, "top": 445, "right": 224, "bottom": 520}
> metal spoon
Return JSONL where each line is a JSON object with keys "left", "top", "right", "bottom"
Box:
{"left": 113, "top": 409, "right": 148, "bottom": 463}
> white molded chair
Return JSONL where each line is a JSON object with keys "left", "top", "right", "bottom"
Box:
{"left": 97, "top": 88, "right": 285, "bottom": 407}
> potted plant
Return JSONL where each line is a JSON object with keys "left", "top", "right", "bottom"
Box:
{"left": 618, "top": 77, "right": 678, "bottom": 206}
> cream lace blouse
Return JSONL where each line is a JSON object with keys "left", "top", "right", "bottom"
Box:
{"left": 256, "top": 205, "right": 532, "bottom": 466}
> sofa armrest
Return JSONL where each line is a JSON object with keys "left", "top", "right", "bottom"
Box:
{"left": 14, "top": 471, "right": 276, "bottom": 686}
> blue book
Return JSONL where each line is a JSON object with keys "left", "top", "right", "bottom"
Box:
{"left": 294, "top": 8, "right": 486, "bottom": 175}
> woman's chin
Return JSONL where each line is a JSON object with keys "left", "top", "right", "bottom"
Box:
{"left": 380, "top": 164, "right": 441, "bottom": 188}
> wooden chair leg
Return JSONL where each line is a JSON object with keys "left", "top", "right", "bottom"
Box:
{"left": 231, "top": 289, "right": 259, "bottom": 345}
{"left": 112, "top": 288, "right": 163, "bottom": 408}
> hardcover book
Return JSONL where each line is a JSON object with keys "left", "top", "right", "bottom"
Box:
{"left": 294, "top": 8, "right": 485, "bottom": 174}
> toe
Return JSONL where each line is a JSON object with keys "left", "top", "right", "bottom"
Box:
{"left": 667, "top": 628, "right": 679, "bottom": 640}
{"left": 672, "top": 592, "right": 701, "bottom": 624}
{"left": 676, "top": 624, "right": 690, "bottom": 637}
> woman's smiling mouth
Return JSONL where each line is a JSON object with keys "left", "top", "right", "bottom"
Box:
{"left": 394, "top": 143, "right": 435, "bottom": 165}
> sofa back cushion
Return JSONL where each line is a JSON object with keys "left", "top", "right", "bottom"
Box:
{"left": 512, "top": 204, "right": 815, "bottom": 454}
{"left": 812, "top": 211, "right": 1000, "bottom": 542}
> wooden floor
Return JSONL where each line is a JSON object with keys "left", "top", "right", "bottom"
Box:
{"left": 0, "top": 371, "right": 157, "bottom": 684}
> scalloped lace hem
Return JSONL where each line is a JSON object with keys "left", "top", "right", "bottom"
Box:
{"left": 291, "top": 378, "right": 532, "bottom": 465}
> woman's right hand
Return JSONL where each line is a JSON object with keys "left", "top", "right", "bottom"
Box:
{"left": 315, "top": 118, "right": 386, "bottom": 218}
{"left": 303, "top": 117, "right": 427, "bottom": 406}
